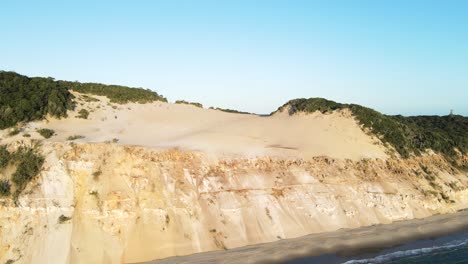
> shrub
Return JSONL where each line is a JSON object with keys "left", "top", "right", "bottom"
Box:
{"left": 8, "top": 128, "right": 21, "bottom": 136}
{"left": 92, "top": 170, "right": 102, "bottom": 180}
{"left": 89, "top": 190, "right": 98, "bottom": 197}
{"left": 80, "top": 95, "right": 99, "bottom": 102}
{"left": 212, "top": 107, "right": 252, "bottom": 115}
{"left": 165, "top": 214, "right": 170, "bottom": 225}
{"left": 67, "top": 135, "right": 85, "bottom": 141}
{"left": 76, "top": 109, "right": 89, "bottom": 119}
{"left": 175, "top": 100, "right": 203, "bottom": 108}
{"left": 0, "top": 180, "right": 10, "bottom": 196}
{"left": 11, "top": 147, "right": 45, "bottom": 192}
{"left": 37, "top": 128, "right": 55, "bottom": 139}
{"left": 0, "top": 146, "right": 11, "bottom": 169}
{"left": 58, "top": 215, "right": 71, "bottom": 223}
{"left": 23, "top": 133, "right": 31, "bottom": 137}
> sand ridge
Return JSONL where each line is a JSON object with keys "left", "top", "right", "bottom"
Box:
{"left": 8, "top": 92, "right": 387, "bottom": 160}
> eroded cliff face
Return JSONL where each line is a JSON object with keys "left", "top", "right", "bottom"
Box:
{"left": 1, "top": 142, "right": 467, "bottom": 264}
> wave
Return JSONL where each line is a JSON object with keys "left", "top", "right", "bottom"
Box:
{"left": 343, "top": 238, "right": 468, "bottom": 264}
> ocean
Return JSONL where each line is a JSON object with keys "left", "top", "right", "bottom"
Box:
{"left": 286, "top": 231, "right": 468, "bottom": 264}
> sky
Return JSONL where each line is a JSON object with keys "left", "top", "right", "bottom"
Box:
{"left": 1, "top": 0, "right": 467, "bottom": 116}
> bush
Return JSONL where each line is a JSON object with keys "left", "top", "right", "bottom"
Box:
{"left": 92, "top": 170, "right": 102, "bottom": 180}
{"left": 8, "top": 128, "right": 21, "bottom": 136}
{"left": 11, "top": 147, "right": 45, "bottom": 193}
{"left": 58, "top": 215, "right": 71, "bottom": 223}
{"left": 80, "top": 95, "right": 99, "bottom": 102}
{"left": 76, "top": 109, "right": 89, "bottom": 119}
{"left": 67, "top": 135, "right": 85, "bottom": 141}
{"left": 0, "top": 146, "right": 11, "bottom": 169}
{"left": 212, "top": 107, "right": 252, "bottom": 115}
{"left": 175, "top": 100, "right": 203, "bottom": 108}
{"left": 37, "top": 128, "right": 55, "bottom": 139}
{"left": 0, "top": 180, "right": 10, "bottom": 196}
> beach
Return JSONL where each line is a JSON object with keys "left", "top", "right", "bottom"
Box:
{"left": 142, "top": 209, "right": 468, "bottom": 264}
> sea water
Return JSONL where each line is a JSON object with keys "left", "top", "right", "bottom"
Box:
{"left": 287, "top": 232, "right": 468, "bottom": 264}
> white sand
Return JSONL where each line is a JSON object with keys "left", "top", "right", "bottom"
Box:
{"left": 17, "top": 92, "right": 386, "bottom": 160}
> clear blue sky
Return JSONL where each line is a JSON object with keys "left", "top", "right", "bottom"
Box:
{"left": 1, "top": 1, "right": 467, "bottom": 116}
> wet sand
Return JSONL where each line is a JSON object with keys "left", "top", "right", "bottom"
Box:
{"left": 140, "top": 209, "right": 468, "bottom": 264}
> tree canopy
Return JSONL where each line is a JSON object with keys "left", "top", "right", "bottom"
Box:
{"left": 0, "top": 71, "right": 168, "bottom": 129}
{"left": 0, "top": 71, "right": 75, "bottom": 129}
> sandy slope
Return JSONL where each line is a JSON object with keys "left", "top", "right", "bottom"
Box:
{"left": 5, "top": 92, "right": 386, "bottom": 160}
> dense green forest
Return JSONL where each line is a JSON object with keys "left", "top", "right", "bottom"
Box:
{"left": 274, "top": 98, "right": 468, "bottom": 161}
{"left": 0, "top": 71, "right": 167, "bottom": 129}
{"left": 0, "top": 71, "right": 75, "bottom": 129}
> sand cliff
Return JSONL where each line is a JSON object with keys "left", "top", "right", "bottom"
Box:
{"left": 0, "top": 94, "right": 467, "bottom": 263}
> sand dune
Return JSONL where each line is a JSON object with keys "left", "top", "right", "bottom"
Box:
{"left": 15, "top": 92, "right": 386, "bottom": 160}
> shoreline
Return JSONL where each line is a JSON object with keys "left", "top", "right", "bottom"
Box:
{"left": 142, "top": 209, "right": 468, "bottom": 264}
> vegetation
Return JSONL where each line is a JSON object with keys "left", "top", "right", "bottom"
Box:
{"left": 165, "top": 214, "right": 170, "bottom": 225}
{"left": 59, "top": 80, "right": 167, "bottom": 104}
{"left": 8, "top": 128, "right": 22, "bottom": 136}
{"left": 210, "top": 107, "right": 252, "bottom": 115}
{"left": 58, "top": 215, "right": 71, "bottom": 223}
{"left": 0, "top": 145, "right": 11, "bottom": 169}
{"left": 0, "top": 180, "right": 10, "bottom": 196}
{"left": 89, "top": 190, "right": 99, "bottom": 198}
{"left": 80, "top": 94, "right": 99, "bottom": 102}
{"left": 76, "top": 109, "right": 89, "bottom": 119}
{"left": 67, "top": 135, "right": 85, "bottom": 141}
{"left": 175, "top": 100, "right": 203, "bottom": 108}
{"left": 274, "top": 98, "right": 468, "bottom": 160}
{"left": 0, "top": 144, "right": 45, "bottom": 200}
{"left": 37, "top": 128, "right": 55, "bottom": 139}
{"left": 0, "top": 71, "right": 75, "bottom": 129}
{"left": 1, "top": 71, "right": 167, "bottom": 129}
{"left": 11, "top": 147, "right": 45, "bottom": 193}
{"left": 92, "top": 170, "right": 102, "bottom": 180}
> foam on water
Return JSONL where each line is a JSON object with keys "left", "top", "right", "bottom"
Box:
{"left": 343, "top": 237, "right": 468, "bottom": 264}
